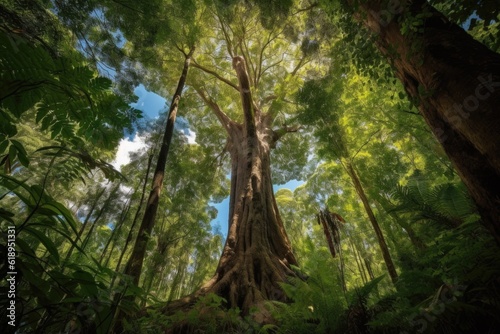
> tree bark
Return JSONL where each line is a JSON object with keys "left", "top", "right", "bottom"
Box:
{"left": 165, "top": 56, "right": 298, "bottom": 323}
{"left": 348, "top": 236, "right": 367, "bottom": 285}
{"left": 123, "top": 47, "right": 195, "bottom": 287}
{"left": 349, "top": 0, "right": 500, "bottom": 243}
{"left": 345, "top": 162, "right": 398, "bottom": 283}
{"left": 111, "top": 48, "right": 195, "bottom": 334}
{"left": 205, "top": 56, "right": 297, "bottom": 315}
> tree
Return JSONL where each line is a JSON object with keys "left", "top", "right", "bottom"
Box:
{"left": 326, "top": 0, "right": 500, "bottom": 243}
{"left": 173, "top": 55, "right": 299, "bottom": 319}
{"left": 121, "top": 47, "right": 195, "bottom": 288}
{"left": 160, "top": 1, "right": 325, "bottom": 319}
{"left": 297, "top": 72, "right": 399, "bottom": 283}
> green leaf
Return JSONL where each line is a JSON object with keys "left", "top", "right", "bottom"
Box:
{"left": 71, "top": 269, "right": 101, "bottom": 298}
{"left": 8, "top": 144, "right": 17, "bottom": 166}
{"left": 16, "top": 238, "right": 37, "bottom": 258}
{"left": 23, "top": 227, "right": 60, "bottom": 264}
{"left": 0, "top": 140, "right": 8, "bottom": 153}
{"left": 35, "top": 102, "right": 51, "bottom": 123}
{"left": 11, "top": 139, "right": 29, "bottom": 167}
{"left": 42, "top": 201, "right": 79, "bottom": 235}
{"left": 0, "top": 208, "right": 15, "bottom": 223}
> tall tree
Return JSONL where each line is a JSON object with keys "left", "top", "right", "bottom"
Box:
{"left": 297, "top": 72, "right": 399, "bottom": 283}
{"left": 162, "top": 1, "right": 324, "bottom": 318}
{"left": 122, "top": 47, "right": 195, "bottom": 287}
{"left": 185, "top": 55, "right": 299, "bottom": 317}
{"left": 326, "top": 0, "right": 500, "bottom": 243}
{"left": 111, "top": 48, "right": 195, "bottom": 334}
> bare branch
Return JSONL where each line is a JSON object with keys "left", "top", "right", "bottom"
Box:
{"left": 260, "top": 52, "right": 287, "bottom": 78}
{"left": 238, "top": 37, "right": 257, "bottom": 88}
{"left": 217, "top": 13, "right": 234, "bottom": 58}
{"left": 256, "top": 30, "right": 279, "bottom": 86}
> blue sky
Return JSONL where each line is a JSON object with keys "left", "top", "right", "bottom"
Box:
{"left": 116, "top": 86, "right": 303, "bottom": 238}
{"left": 130, "top": 84, "right": 166, "bottom": 119}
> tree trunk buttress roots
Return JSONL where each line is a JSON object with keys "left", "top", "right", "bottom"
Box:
{"left": 203, "top": 120, "right": 298, "bottom": 316}
{"left": 163, "top": 56, "right": 298, "bottom": 322}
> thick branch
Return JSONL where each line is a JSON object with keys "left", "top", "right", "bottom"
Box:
{"left": 238, "top": 31, "right": 257, "bottom": 87}
{"left": 233, "top": 56, "right": 256, "bottom": 138}
{"left": 216, "top": 12, "right": 235, "bottom": 57}
{"left": 191, "top": 61, "right": 239, "bottom": 91}
{"left": 194, "top": 87, "right": 234, "bottom": 133}
{"left": 272, "top": 125, "right": 301, "bottom": 145}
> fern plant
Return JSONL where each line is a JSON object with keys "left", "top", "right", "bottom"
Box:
{"left": 0, "top": 26, "right": 139, "bottom": 171}
{"left": 389, "top": 174, "right": 477, "bottom": 230}
{"left": 266, "top": 238, "right": 349, "bottom": 333}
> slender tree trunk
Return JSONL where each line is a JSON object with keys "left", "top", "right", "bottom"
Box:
{"left": 78, "top": 187, "right": 118, "bottom": 257}
{"left": 345, "top": 162, "right": 398, "bottom": 283}
{"left": 101, "top": 186, "right": 136, "bottom": 267}
{"left": 165, "top": 56, "right": 298, "bottom": 323}
{"left": 338, "top": 241, "right": 347, "bottom": 293}
{"left": 349, "top": 0, "right": 500, "bottom": 243}
{"left": 364, "top": 258, "right": 375, "bottom": 281}
{"left": 110, "top": 154, "right": 153, "bottom": 290}
{"left": 168, "top": 258, "right": 188, "bottom": 302}
{"left": 111, "top": 48, "right": 195, "bottom": 333}
{"left": 63, "top": 187, "right": 106, "bottom": 265}
{"left": 349, "top": 237, "right": 367, "bottom": 285}
{"left": 123, "top": 47, "right": 195, "bottom": 286}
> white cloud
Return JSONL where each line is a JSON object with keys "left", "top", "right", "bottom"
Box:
{"left": 183, "top": 129, "right": 197, "bottom": 144}
{"left": 112, "top": 135, "right": 147, "bottom": 170}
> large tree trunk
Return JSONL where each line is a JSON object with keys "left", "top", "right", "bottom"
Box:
{"left": 349, "top": 0, "right": 500, "bottom": 243}
{"left": 200, "top": 56, "right": 297, "bottom": 316}
{"left": 345, "top": 162, "right": 398, "bottom": 283}
{"left": 166, "top": 57, "right": 298, "bottom": 323}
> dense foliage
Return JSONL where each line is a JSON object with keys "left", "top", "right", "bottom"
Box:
{"left": 1, "top": 0, "right": 499, "bottom": 333}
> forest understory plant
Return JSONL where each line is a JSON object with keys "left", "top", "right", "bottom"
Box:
{"left": 2, "top": 1, "right": 500, "bottom": 333}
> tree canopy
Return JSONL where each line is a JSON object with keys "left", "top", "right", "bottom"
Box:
{"left": 1, "top": 0, "right": 499, "bottom": 333}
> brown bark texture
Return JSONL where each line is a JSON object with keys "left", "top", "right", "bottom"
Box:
{"left": 164, "top": 56, "right": 298, "bottom": 322}
{"left": 123, "top": 47, "right": 195, "bottom": 286}
{"left": 352, "top": 0, "right": 500, "bottom": 243}
{"left": 112, "top": 48, "right": 195, "bottom": 334}
{"left": 317, "top": 209, "right": 344, "bottom": 258}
